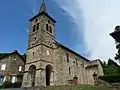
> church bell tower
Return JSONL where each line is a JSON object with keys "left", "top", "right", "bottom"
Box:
{"left": 28, "top": 0, "right": 56, "bottom": 49}
{"left": 22, "top": 0, "right": 56, "bottom": 87}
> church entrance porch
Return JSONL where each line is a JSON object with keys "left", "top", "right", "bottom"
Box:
{"left": 45, "top": 65, "right": 53, "bottom": 86}
{"left": 29, "top": 65, "right": 36, "bottom": 87}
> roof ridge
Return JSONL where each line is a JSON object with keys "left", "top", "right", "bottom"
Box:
{"left": 55, "top": 40, "right": 89, "bottom": 61}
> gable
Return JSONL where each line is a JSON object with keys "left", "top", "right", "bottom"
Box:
{"left": 29, "top": 12, "right": 56, "bottom": 23}
{"left": 0, "top": 51, "right": 26, "bottom": 63}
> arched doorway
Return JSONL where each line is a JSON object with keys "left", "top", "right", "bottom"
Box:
{"left": 29, "top": 65, "right": 36, "bottom": 87}
{"left": 45, "top": 65, "right": 52, "bottom": 86}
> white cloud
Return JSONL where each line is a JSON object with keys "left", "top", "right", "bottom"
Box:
{"left": 27, "top": 0, "right": 38, "bottom": 15}
{"left": 53, "top": 0, "right": 119, "bottom": 61}
{"left": 25, "top": 28, "right": 29, "bottom": 33}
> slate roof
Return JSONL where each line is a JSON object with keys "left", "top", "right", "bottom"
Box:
{"left": 0, "top": 50, "right": 26, "bottom": 62}
{"left": 39, "top": 0, "right": 47, "bottom": 13}
{"left": 29, "top": 0, "right": 89, "bottom": 62}
{"left": 29, "top": 0, "right": 56, "bottom": 23}
{"left": 29, "top": 11, "right": 56, "bottom": 23}
{"left": 0, "top": 53, "right": 10, "bottom": 59}
{"left": 55, "top": 41, "right": 89, "bottom": 62}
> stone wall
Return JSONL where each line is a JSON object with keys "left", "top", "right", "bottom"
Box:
{"left": 0, "top": 52, "right": 25, "bottom": 84}
{"left": 0, "top": 53, "right": 25, "bottom": 75}
{"left": 23, "top": 2, "right": 104, "bottom": 87}
{"left": 93, "top": 75, "right": 120, "bottom": 89}
{"left": 54, "top": 47, "right": 89, "bottom": 85}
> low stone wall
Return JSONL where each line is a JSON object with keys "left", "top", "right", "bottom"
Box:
{"left": 96, "top": 78, "right": 120, "bottom": 89}
{"left": 97, "top": 79, "right": 110, "bottom": 87}
{"left": 92, "top": 74, "right": 120, "bottom": 89}
{"left": 2, "top": 86, "right": 75, "bottom": 90}
{"left": 109, "top": 83, "right": 120, "bottom": 89}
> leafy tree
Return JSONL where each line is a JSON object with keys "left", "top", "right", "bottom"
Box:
{"left": 102, "top": 61, "right": 107, "bottom": 68}
{"left": 108, "top": 58, "right": 119, "bottom": 67}
{"left": 101, "top": 59, "right": 120, "bottom": 75}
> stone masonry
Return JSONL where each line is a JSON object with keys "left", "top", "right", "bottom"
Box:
{"left": 22, "top": 0, "right": 104, "bottom": 87}
{"left": 0, "top": 51, "right": 25, "bottom": 84}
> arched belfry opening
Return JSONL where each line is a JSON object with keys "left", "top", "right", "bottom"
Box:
{"left": 29, "top": 65, "right": 36, "bottom": 87}
{"left": 45, "top": 65, "right": 53, "bottom": 86}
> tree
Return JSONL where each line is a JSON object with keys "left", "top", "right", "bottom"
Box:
{"left": 108, "top": 58, "right": 119, "bottom": 67}
{"left": 101, "top": 59, "right": 120, "bottom": 75}
{"left": 115, "top": 44, "right": 120, "bottom": 62}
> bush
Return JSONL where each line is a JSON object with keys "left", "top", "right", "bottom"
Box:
{"left": 12, "top": 82, "right": 22, "bottom": 88}
{"left": 0, "top": 81, "right": 22, "bottom": 88}
{"left": 2, "top": 81, "right": 13, "bottom": 88}
{"left": 99, "top": 75, "right": 120, "bottom": 83}
{"left": 0, "top": 85, "right": 3, "bottom": 89}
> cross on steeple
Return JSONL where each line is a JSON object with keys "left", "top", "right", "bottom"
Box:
{"left": 39, "top": 0, "right": 47, "bottom": 13}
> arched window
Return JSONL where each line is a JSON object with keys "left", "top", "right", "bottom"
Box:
{"left": 32, "top": 25, "right": 36, "bottom": 32}
{"left": 69, "top": 67, "right": 71, "bottom": 75}
{"left": 76, "top": 58, "right": 78, "bottom": 66}
{"left": 49, "top": 26, "right": 52, "bottom": 33}
{"left": 36, "top": 23, "right": 39, "bottom": 30}
{"left": 66, "top": 53, "right": 69, "bottom": 63}
{"left": 35, "top": 19, "right": 38, "bottom": 23}
{"left": 45, "top": 65, "right": 53, "bottom": 86}
{"left": 48, "top": 20, "right": 50, "bottom": 24}
{"left": 46, "top": 24, "right": 48, "bottom": 31}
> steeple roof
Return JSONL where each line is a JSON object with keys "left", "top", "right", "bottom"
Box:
{"left": 29, "top": 0, "right": 56, "bottom": 23}
{"left": 39, "top": 0, "right": 47, "bottom": 13}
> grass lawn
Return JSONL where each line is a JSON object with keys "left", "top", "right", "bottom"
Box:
{"left": 43, "top": 84, "right": 115, "bottom": 90}
{"left": 76, "top": 84, "right": 114, "bottom": 90}
{"left": 0, "top": 84, "right": 116, "bottom": 90}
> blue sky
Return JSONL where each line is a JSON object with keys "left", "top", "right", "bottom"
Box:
{"left": 0, "top": 0, "right": 119, "bottom": 61}
{"left": 0, "top": 0, "right": 87, "bottom": 57}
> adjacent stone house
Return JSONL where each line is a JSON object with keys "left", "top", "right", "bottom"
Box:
{"left": 22, "top": 0, "right": 104, "bottom": 87}
{"left": 0, "top": 50, "right": 25, "bottom": 85}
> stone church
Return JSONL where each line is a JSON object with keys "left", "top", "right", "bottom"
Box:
{"left": 22, "top": 0, "right": 104, "bottom": 87}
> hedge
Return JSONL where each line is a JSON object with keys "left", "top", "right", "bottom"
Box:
{"left": 99, "top": 75, "right": 120, "bottom": 83}
{"left": 0, "top": 81, "right": 22, "bottom": 89}
{"left": 1, "top": 81, "right": 13, "bottom": 88}
{"left": 12, "top": 82, "right": 22, "bottom": 88}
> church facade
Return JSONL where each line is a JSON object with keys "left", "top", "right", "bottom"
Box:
{"left": 22, "top": 0, "right": 104, "bottom": 87}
